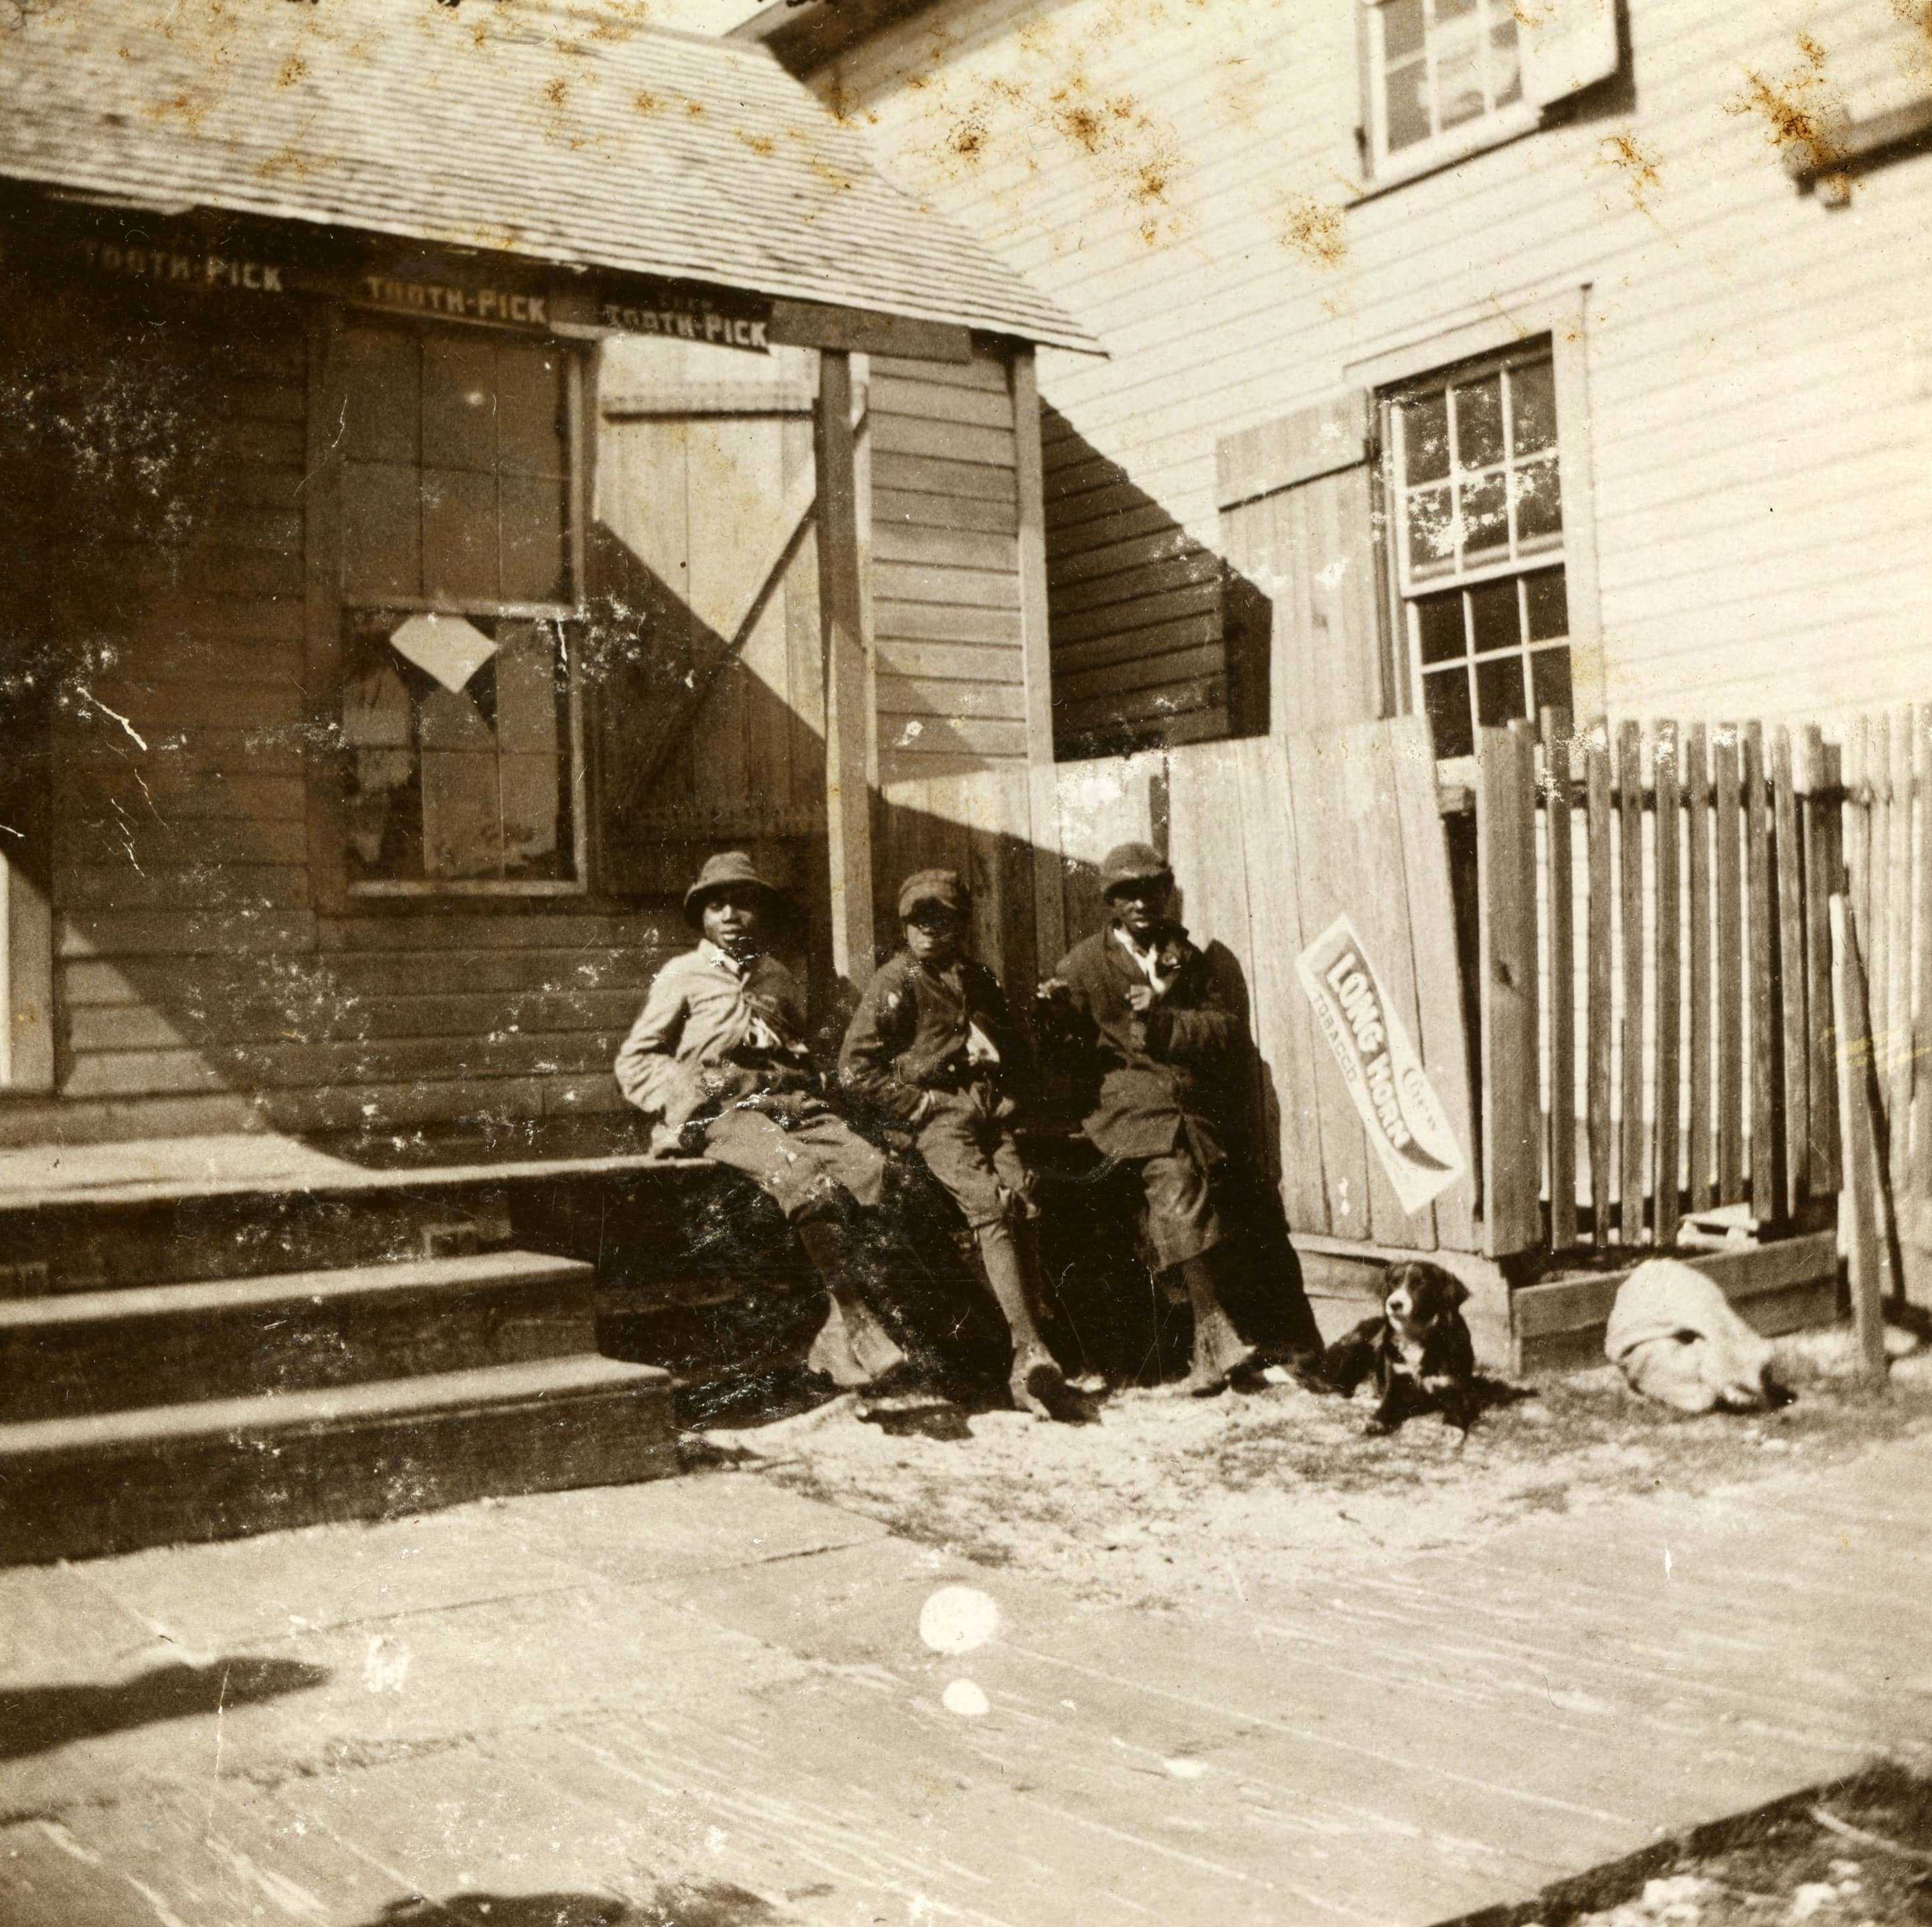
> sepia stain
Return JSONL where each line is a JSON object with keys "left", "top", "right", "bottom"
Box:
{"left": 1276, "top": 193, "right": 1346, "bottom": 270}
{"left": 1598, "top": 130, "right": 1663, "bottom": 211}
{"left": 275, "top": 53, "right": 306, "bottom": 88}
{"left": 739, "top": 130, "right": 776, "bottom": 157}
{"left": 1725, "top": 31, "right": 1848, "bottom": 174}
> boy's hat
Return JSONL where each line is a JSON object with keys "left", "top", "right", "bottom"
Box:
{"left": 684, "top": 850, "right": 785, "bottom": 927}
{"left": 898, "top": 867, "right": 968, "bottom": 921}
{"left": 1099, "top": 842, "right": 1172, "bottom": 899}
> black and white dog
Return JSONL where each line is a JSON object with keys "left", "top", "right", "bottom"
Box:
{"left": 1318, "top": 1260, "right": 1478, "bottom": 1435}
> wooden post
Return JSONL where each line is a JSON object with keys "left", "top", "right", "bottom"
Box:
{"left": 814, "top": 349, "right": 875, "bottom": 988}
{"left": 1476, "top": 724, "right": 1542, "bottom": 1258}
{"left": 1831, "top": 893, "right": 1889, "bottom": 1384}
{"left": 1744, "top": 721, "right": 1777, "bottom": 1224}
{"left": 1771, "top": 726, "right": 1809, "bottom": 1218}
{"left": 1543, "top": 711, "right": 1577, "bottom": 1251}
{"left": 1009, "top": 347, "right": 1067, "bottom": 982}
{"left": 1654, "top": 722, "right": 1682, "bottom": 1249}
{"left": 1, "top": 848, "right": 54, "bottom": 1093}
{"left": 1585, "top": 729, "right": 1613, "bottom": 1245}
{"left": 1617, "top": 720, "right": 1646, "bottom": 1242}
{"left": 1685, "top": 724, "right": 1714, "bottom": 1214}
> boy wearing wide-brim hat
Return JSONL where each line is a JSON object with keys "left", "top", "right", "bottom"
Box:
{"left": 839, "top": 868, "right": 1073, "bottom": 1420}
{"left": 1036, "top": 842, "right": 1267, "bottom": 1396}
{"left": 615, "top": 851, "right": 906, "bottom": 1390}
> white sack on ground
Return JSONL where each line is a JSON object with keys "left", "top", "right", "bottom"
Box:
{"left": 1605, "top": 1259, "right": 1779, "bottom": 1413}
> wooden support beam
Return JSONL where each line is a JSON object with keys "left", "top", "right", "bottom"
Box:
{"left": 1009, "top": 347, "right": 1067, "bottom": 980}
{"left": 1832, "top": 893, "right": 1889, "bottom": 1384}
{"left": 814, "top": 349, "right": 876, "bottom": 988}
{"left": 1, "top": 848, "right": 54, "bottom": 1093}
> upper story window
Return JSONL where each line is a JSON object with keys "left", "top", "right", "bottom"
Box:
{"left": 335, "top": 320, "right": 586, "bottom": 895}
{"left": 1369, "top": 0, "right": 1527, "bottom": 174}
{"left": 1387, "top": 341, "right": 1570, "bottom": 759}
{"left": 1351, "top": 0, "right": 1621, "bottom": 191}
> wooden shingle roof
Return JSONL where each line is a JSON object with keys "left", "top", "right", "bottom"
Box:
{"left": 0, "top": 0, "right": 1099, "bottom": 353}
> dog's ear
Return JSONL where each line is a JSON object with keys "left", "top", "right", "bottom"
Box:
{"left": 1444, "top": 1272, "right": 1470, "bottom": 1307}
{"left": 1415, "top": 1262, "right": 1468, "bottom": 1307}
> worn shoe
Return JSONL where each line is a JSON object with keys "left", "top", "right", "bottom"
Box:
{"left": 806, "top": 1290, "right": 909, "bottom": 1390}
{"left": 1008, "top": 1346, "right": 1072, "bottom": 1421}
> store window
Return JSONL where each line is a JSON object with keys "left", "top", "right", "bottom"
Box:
{"left": 335, "top": 321, "right": 583, "bottom": 892}
{"left": 1386, "top": 341, "right": 1570, "bottom": 760}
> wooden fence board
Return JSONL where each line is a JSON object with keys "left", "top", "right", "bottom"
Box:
{"left": 1395, "top": 717, "right": 1478, "bottom": 1252}
{"left": 1887, "top": 705, "right": 1915, "bottom": 1208}
{"left": 1586, "top": 734, "right": 1614, "bottom": 1245}
{"left": 1803, "top": 727, "right": 1841, "bottom": 1198}
{"left": 1771, "top": 728, "right": 1810, "bottom": 1218}
{"left": 1685, "top": 725, "right": 1714, "bottom": 1215}
{"left": 1344, "top": 722, "right": 1445, "bottom": 1249}
{"left": 1286, "top": 731, "right": 1377, "bottom": 1245}
{"left": 1744, "top": 723, "right": 1777, "bottom": 1224}
{"left": 1233, "top": 738, "right": 1330, "bottom": 1236}
{"left": 1654, "top": 725, "right": 1682, "bottom": 1250}
{"left": 1715, "top": 729, "right": 1745, "bottom": 1205}
{"left": 1477, "top": 726, "right": 1541, "bottom": 1258}
{"left": 1915, "top": 712, "right": 1932, "bottom": 1216}
{"left": 1617, "top": 721, "right": 1648, "bottom": 1243}
{"left": 1543, "top": 714, "right": 1577, "bottom": 1251}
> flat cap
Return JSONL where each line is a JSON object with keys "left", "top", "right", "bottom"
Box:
{"left": 1099, "top": 842, "right": 1172, "bottom": 898}
{"left": 898, "top": 868, "right": 968, "bottom": 920}
{"left": 683, "top": 850, "right": 786, "bottom": 925}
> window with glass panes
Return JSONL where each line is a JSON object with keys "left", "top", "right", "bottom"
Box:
{"left": 1388, "top": 343, "right": 1569, "bottom": 761}
{"left": 1369, "top": 0, "right": 1524, "bottom": 171}
{"left": 335, "top": 321, "right": 583, "bottom": 890}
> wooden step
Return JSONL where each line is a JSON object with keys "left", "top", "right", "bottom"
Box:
{"left": 0, "top": 1356, "right": 676, "bottom": 1565}
{"left": 0, "top": 1184, "right": 521, "bottom": 1295}
{"left": 0, "top": 1251, "right": 598, "bottom": 1420}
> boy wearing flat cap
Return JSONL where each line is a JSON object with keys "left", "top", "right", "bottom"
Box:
{"left": 615, "top": 851, "right": 906, "bottom": 1390}
{"left": 1037, "top": 842, "right": 1267, "bottom": 1396}
{"left": 839, "top": 868, "right": 1072, "bottom": 1420}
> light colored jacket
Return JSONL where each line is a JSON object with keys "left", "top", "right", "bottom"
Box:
{"left": 614, "top": 945, "right": 810, "bottom": 1154}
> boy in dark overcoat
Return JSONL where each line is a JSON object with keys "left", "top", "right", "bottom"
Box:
{"left": 614, "top": 850, "right": 906, "bottom": 1390}
{"left": 838, "top": 869, "right": 1073, "bottom": 1419}
{"left": 1037, "top": 842, "right": 1271, "bottom": 1395}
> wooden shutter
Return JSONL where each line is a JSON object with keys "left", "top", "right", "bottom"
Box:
{"left": 1214, "top": 390, "right": 1391, "bottom": 738}
{"left": 1520, "top": 0, "right": 1620, "bottom": 109}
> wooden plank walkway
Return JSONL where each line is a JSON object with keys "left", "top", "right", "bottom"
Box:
{"left": 3, "top": 1447, "right": 1929, "bottom": 1927}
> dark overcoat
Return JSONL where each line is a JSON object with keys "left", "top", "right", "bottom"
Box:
{"left": 1045, "top": 925, "right": 1245, "bottom": 1162}
{"left": 839, "top": 951, "right": 1031, "bottom": 1124}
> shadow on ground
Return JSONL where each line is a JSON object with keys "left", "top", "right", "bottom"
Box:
{"left": 357, "top": 1882, "right": 792, "bottom": 1925}
{"left": 0, "top": 1655, "right": 329, "bottom": 1761}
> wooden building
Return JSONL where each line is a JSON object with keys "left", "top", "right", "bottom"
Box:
{"left": 744, "top": 0, "right": 1932, "bottom": 757}
{"left": 739, "top": 0, "right": 1932, "bottom": 1364}
{"left": 0, "top": 0, "right": 1097, "bottom": 1138}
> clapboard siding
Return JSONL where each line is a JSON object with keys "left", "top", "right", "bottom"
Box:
{"left": 17, "top": 298, "right": 683, "bottom": 1135}
{"left": 1043, "top": 403, "right": 1227, "bottom": 755}
{"left": 869, "top": 350, "right": 1029, "bottom": 784}
{"left": 815, "top": 0, "right": 1932, "bottom": 729}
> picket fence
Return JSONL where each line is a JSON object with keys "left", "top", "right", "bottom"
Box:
{"left": 1474, "top": 706, "right": 1932, "bottom": 1269}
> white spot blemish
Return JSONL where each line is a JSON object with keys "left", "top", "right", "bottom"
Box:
{"left": 1316, "top": 557, "right": 1352, "bottom": 589}
{"left": 362, "top": 1633, "right": 410, "bottom": 1693}
{"left": 1664, "top": 1546, "right": 1674, "bottom": 1580}
{"left": 1164, "top": 1757, "right": 1209, "bottom": 1780}
{"left": 942, "top": 1679, "right": 990, "bottom": 1718}
{"left": 919, "top": 1584, "right": 1000, "bottom": 1655}
{"left": 706, "top": 1826, "right": 728, "bottom": 1855}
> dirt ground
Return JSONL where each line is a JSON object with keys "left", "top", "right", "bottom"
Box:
{"left": 1520, "top": 1764, "right": 1932, "bottom": 1927}
{"left": 688, "top": 1323, "right": 1932, "bottom": 1615}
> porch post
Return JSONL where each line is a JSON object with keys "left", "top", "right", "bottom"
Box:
{"left": 0, "top": 699, "right": 54, "bottom": 1094}
{"left": 814, "top": 348, "right": 875, "bottom": 987}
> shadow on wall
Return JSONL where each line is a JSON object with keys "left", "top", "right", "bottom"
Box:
{"left": 1041, "top": 402, "right": 1271, "bottom": 760}
{"left": 0, "top": 1655, "right": 329, "bottom": 1762}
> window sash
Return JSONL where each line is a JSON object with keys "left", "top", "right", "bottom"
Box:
{"left": 335, "top": 320, "right": 590, "bottom": 897}
{"left": 1365, "top": 0, "right": 1534, "bottom": 180}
